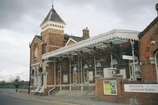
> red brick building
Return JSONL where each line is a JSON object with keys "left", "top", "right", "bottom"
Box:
{"left": 29, "top": 3, "right": 158, "bottom": 104}
{"left": 139, "top": 16, "right": 158, "bottom": 81}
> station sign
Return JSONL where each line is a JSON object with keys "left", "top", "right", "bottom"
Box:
{"left": 124, "top": 84, "right": 158, "bottom": 93}
{"left": 122, "top": 55, "right": 133, "bottom": 60}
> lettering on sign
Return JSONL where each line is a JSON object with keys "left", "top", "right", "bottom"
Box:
{"left": 124, "top": 84, "right": 158, "bottom": 93}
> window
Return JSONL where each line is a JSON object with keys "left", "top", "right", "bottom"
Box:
{"left": 34, "top": 47, "right": 38, "bottom": 58}
{"left": 63, "top": 74, "right": 68, "bottom": 83}
{"left": 96, "top": 62, "right": 103, "bottom": 77}
{"left": 110, "top": 58, "right": 118, "bottom": 68}
{"left": 33, "top": 44, "right": 38, "bottom": 60}
{"left": 83, "top": 64, "right": 89, "bottom": 83}
{"left": 73, "top": 66, "right": 77, "bottom": 83}
{"left": 31, "top": 69, "right": 34, "bottom": 85}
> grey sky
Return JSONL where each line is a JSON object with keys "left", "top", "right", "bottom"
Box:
{"left": 0, "top": 0, "right": 157, "bottom": 81}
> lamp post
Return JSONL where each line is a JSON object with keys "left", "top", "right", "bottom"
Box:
{"left": 130, "top": 39, "right": 136, "bottom": 81}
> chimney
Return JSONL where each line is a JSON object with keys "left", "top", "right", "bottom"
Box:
{"left": 82, "top": 27, "right": 90, "bottom": 39}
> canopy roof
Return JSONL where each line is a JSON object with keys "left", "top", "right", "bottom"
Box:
{"left": 42, "top": 29, "right": 139, "bottom": 59}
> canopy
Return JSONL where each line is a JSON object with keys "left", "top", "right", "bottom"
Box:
{"left": 42, "top": 29, "right": 139, "bottom": 59}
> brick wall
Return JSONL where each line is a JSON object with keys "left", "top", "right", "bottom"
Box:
{"left": 95, "top": 75, "right": 158, "bottom": 105}
{"left": 30, "top": 38, "right": 42, "bottom": 65}
{"left": 42, "top": 33, "right": 64, "bottom": 53}
{"left": 139, "top": 21, "right": 158, "bottom": 80}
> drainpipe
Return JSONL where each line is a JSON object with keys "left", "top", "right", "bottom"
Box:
{"left": 48, "top": 57, "right": 57, "bottom": 95}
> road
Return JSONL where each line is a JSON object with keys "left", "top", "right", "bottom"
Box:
{"left": 0, "top": 89, "right": 79, "bottom": 105}
{"left": 0, "top": 93, "right": 51, "bottom": 105}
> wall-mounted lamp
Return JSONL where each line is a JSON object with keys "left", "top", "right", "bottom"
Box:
{"left": 151, "top": 40, "right": 156, "bottom": 45}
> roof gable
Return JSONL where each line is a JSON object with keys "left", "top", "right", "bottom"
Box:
{"left": 139, "top": 16, "right": 158, "bottom": 39}
{"left": 64, "top": 34, "right": 83, "bottom": 41}
{"left": 69, "top": 36, "right": 83, "bottom": 42}
{"left": 65, "top": 38, "right": 77, "bottom": 46}
{"left": 30, "top": 35, "right": 43, "bottom": 47}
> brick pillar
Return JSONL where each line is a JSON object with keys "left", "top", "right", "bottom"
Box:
{"left": 116, "top": 75, "right": 123, "bottom": 102}
{"left": 95, "top": 75, "right": 102, "bottom": 99}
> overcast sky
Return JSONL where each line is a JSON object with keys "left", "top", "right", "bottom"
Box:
{"left": 0, "top": 0, "right": 157, "bottom": 81}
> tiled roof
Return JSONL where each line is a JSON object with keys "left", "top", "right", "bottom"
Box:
{"left": 36, "top": 35, "right": 42, "bottom": 41}
{"left": 41, "top": 7, "right": 65, "bottom": 26}
{"left": 64, "top": 34, "right": 83, "bottom": 42}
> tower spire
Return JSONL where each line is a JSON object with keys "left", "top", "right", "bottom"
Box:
{"left": 52, "top": 0, "right": 54, "bottom": 8}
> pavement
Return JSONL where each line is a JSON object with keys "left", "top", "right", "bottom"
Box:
{"left": 6, "top": 89, "right": 126, "bottom": 105}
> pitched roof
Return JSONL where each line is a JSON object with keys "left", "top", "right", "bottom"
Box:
{"left": 30, "top": 35, "right": 43, "bottom": 47}
{"left": 64, "top": 34, "right": 83, "bottom": 42}
{"left": 36, "top": 35, "right": 42, "bottom": 41}
{"left": 40, "top": 7, "right": 66, "bottom": 26}
{"left": 139, "top": 16, "right": 158, "bottom": 39}
{"left": 69, "top": 36, "right": 83, "bottom": 42}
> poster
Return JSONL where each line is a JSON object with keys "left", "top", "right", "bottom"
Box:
{"left": 63, "top": 74, "right": 68, "bottom": 83}
{"left": 103, "top": 80, "right": 117, "bottom": 95}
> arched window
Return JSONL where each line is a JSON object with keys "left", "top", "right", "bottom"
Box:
{"left": 31, "top": 69, "right": 34, "bottom": 85}
{"left": 32, "top": 69, "right": 35, "bottom": 75}
{"left": 83, "top": 64, "right": 88, "bottom": 83}
{"left": 33, "top": 44, "right": 38, "bottom": 59}
{"left": 110, "top": 58, "right": 118, "bottom": 68}
{"left": 96, "top": 62, "right": 103, "bottom": 77}
{"left": 73, "top": 66, "right": 77, "bottom": 83}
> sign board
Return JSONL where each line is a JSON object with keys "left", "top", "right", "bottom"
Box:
{"left": 103, "top": 80, "right": 117, "bottom": 95}
{"left": 124, "top": 84, "right": 158, "bottom": 93}
{"left": 122, "top": 55, "right": 133, "bottom": 60}
{"left": 103, "top": 68, "right": 116, "bottom": 78}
